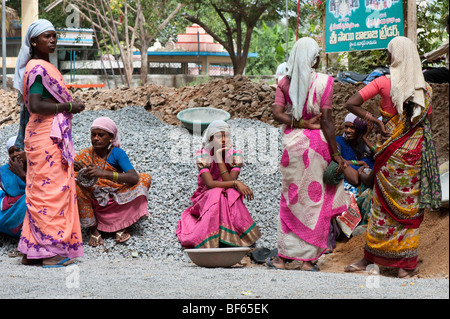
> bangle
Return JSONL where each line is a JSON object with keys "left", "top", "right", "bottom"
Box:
{"left": 68, "top": 102, "right": 73, "bottom": 113}
{"left": 364, "top": 111, "right": 372, "bottom": 122}
{"left": 220, "top": 169, "right": 228, "bottom": 175}
{"left": 233, "top": 180, "right": 237, "bottom": 188}
{"left": 113, "top": 171, "right": 119, "bottom": 182}
{"left": 371, "top": 145, "right": 377, "bottom": 152}
{"left": 55, "top": 103, "right": 59, "bottom": 114}
{"left": 331, "top": 151, "right": 340, "bottom": 157}
{"left": 351, "top": 160, "right": 358, "bottom": 165}
{"left": 292, "top": 118, "right": 304, "bottom": 129}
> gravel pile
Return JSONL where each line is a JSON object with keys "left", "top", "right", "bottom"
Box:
{"left": 0, "top": 106, "right": 282, "bottom": 261}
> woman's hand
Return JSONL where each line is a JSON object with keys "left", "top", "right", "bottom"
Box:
{"left": 234, "top": 180, "right": 254, "bottom": 201}
{"left": 215, "top": 144, "right": 232, "bottom": 163}
{"left": 303, "top": 113, "right": 322, "bottom": 130}
{"left": 333, "top": 155, "right": 348, "bottom": 174}
{"left": 83, "top": 164, "right": 105, "bottom": 178}
{"left": 70, "top": 99, "right": 85, "bottom": 114}
{"left": 8, "top": 157, "right": 26, "bottom": 180}
{"left": 374, "top": 118, "right": 391, "bottom": 138}
{"left": 73, "top": 161, "right": 85, "bottom": 172}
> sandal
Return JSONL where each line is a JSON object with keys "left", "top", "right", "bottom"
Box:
{"left": 115, "top": 230, "right": 131, "bottom": 243}
{"left": 265, "top": 256, "right": 285, "bottom": 269}
{"left": 89, "top": 233, "right": 103, "bottom": 247}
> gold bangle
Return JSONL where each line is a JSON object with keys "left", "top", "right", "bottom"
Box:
{"left": 113, "top": 171, "right": 119, "bottom": 182}
{"left": 220, "top": 170, "right": 228, "bottom": 175}
{"left": 55, "top": 103, "right": 59, "bottom": 114}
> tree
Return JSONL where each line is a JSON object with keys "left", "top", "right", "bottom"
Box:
{"left": 178, "top": 0, "right": 284, "bottom": 75}
{"left": 70, "top": 0, "right": 183, "bottom": 86}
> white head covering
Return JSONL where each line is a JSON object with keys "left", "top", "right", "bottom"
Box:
{"left": 6, "top": 136, "right": 17, "bottom": 151}
{"left": 344, "top": 113, "right": 357, "bottom": 124}
{"left": 387, "top": 36, "right": 426, "bottom": 122}
{"left": 202, "top": 120, "right": 230, "bottom": 151}
{"left": 286, "top": 37, "right": 321, "bottom": 121}
{"left": 13, "top": 19, "right": 56, "bottom": 94}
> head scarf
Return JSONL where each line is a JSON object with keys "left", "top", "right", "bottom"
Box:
{"left": 6, "top": 136, "right": 17, "bottom": 151}
{"left": 286, "top": 37, "right": 321, "bottom": 120}
{"left": 387, "top": 36, "right": 426, "bottom": 122}
{"left": 90, "top": 117, "right": 122, "bottom": 148}
{"left": 13, "top": 19, "right": 56, "bottom": 94}
{"left": 344, "top": 113, "right": 367, "bottom": 137}
{"left": 201, "top": 120, "right": 230, "bottom": 151}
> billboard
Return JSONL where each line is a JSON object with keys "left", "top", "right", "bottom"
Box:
{"left": 325, "top": 0, "right": 404, "bottom": 53}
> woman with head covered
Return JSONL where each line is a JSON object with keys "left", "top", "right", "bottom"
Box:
{"left": 344, "top": 36, "right": 441, "bottom": 278}
{"left": 74, "top": 117, "right": 151, "bottom": 246}
{"left": 269, "top": 37, "right": 348, "bottom": 271}
{"left": 13, "top": 19, "right": 85, "bottom": 267}
{"left": 176, "top": 120, "right": 261, "bottom": 249}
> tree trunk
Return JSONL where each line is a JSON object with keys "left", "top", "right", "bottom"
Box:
{"left": 140, "top": 47, "right": 149, "bottom": 85}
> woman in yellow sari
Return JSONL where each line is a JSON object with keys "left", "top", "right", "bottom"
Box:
{"left": 344, "top": 36, "right": 441, "bottom": 278}
{"left": 74, "top": 117, "right": 151, "bottom": 246}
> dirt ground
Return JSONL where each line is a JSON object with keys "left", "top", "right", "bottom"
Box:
{"left": 0, "top": 75, "right": 448, "bottom": 279}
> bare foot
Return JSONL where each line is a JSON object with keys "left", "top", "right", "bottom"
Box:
{"left": 344, "top": 258, "right": 371, "bottom": 272}
{"left": 398, "top": 267, "right": 420, "bottom": 279}
{"left": 265, "top": 256, "right": 285, "bottom": 269}
{"left": 21, "top": 255, "right": 42, "bottom": 265}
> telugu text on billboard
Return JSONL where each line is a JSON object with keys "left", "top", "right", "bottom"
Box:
{"left": 325, "top": 0, "right": 404, "bottom": 53}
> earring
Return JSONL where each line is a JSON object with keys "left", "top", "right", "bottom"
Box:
{"left": 32, "top": 43, "right": 37, "bottom": 47}
{"left": 108, "top": 140, "right": 113, "bottom": 150}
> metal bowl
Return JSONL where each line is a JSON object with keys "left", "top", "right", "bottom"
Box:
{"left": 177, "top": 107, "right": 230, "bottom": 133}
{"left": 184, "top": 247, "right": 250, "bottom": 268}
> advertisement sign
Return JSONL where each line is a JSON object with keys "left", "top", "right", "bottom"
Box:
{"left": 325, "top": 0, "right": 404, "bottom": 53}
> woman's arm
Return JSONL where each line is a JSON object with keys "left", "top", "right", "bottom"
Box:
{"left": 200, "top": 171, "right": 254, "bottom": 200}
{"left": 272, "top": 104, "right": 322, "bottom": 129}
{"left": 320, "top": 108, "right": 347, "bottom": 173}
{"left": 345, "top": 92, "right": 390, "bottom": 138}
{"left": 29, "top": 94, "right": 85, "bottom": 115}
{"left": 83, "top": 164, "right": 139, "bottom": 185}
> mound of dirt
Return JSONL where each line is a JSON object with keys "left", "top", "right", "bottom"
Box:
{"left": 320, "top": 208, "right": 449, "bottom": 279}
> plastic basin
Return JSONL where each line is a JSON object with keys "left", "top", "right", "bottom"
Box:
{"left": 184, "top": 247, "right": 250, "bottom": 268}
{"left": 177, "top": 107, "right": 230, "bottom": 132}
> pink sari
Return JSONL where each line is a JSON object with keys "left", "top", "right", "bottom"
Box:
{"left": 17, "top": 59, "right": 83, "bottom": 259}
{"left": 275, "top": 74, "right": 347, "bottom": 261}
{"left": 176, "top": 149, "right": 261, "bottom": 248}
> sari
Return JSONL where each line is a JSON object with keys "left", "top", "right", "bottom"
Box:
{"left": 176, "top": 148, "right": 261, "bottom": 248}
{"left": 75, "top": 147, "right": 151, "bottom": 232}
{"left": 275, "top": 74, "right": 348, "bottom": 261}
{"left": 0, "top": 164, "right": 27, "bottom": 237}
{"left": 17, "top": 59, "right": 83, "bottom": 259}
{"left": 361, "top": 82, "right": 440, "bottom": 269}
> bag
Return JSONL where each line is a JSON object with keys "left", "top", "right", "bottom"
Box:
{"left": 336, "top": 194, "right": 362, "bottom": 237}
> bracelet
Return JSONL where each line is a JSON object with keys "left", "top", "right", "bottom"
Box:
{"left": 220, "top": 170, "right": 228, "bottom": 175}
{"left": 371, "top": 145, "right": 377, "bottom": 152}
{"left": 364, "top": 111, "right": 372, "bottom": 122}
{"left": 55, "top": 103, "right": 59, "bottom": 114}
{"left": 351, "top": 160, "right": 358, "bottom": 165}
{"left": 68, "top": 102, "right": 73, "bottom": 113}
{"left": 331, "top": 151, "right": 340, "bottom": 157}
{"left": 233, "top": 180, "right": 237, "bottom": 188}
{"left": 113, "top": 171, "right": 119, "bottom": 182}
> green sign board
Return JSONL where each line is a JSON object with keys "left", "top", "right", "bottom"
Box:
{"left": 325, "top": 0, "right": 404, "bottom": 53}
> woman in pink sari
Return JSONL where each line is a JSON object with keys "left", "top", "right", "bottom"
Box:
{"left": 267, "top": 37, "right": 348, "bottom": 271}
{"left": 176, "top": 120, "right": 261, "bottom": 249}
{"left": 13, "top": 20, "right": 85, "bottom": 267}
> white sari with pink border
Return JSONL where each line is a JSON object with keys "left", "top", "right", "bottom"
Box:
{"left": 277, "top": 73, "right": 348, "bottom": 261}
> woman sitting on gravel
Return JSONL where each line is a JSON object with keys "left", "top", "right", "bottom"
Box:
{"left": 176, "top": 120, "right": 261, "bottom": 249}
{"left": 0, "top": 136, "right": 27, "bottom": 237}
{"left": 74, "top": 117, "right": 151, "bottom": 247}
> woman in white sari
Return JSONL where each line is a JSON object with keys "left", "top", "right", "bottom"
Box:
{"left": 268, "top": 37, "right": 348, "bottom": 271}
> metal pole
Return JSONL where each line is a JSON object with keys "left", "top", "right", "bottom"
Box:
{"left": 197, "top": 30, "right": 201, "bottom": 75}
{"left": 285, "top": 0, "right": 289, "bottom": 61}
{"left": 2, "top": 0, "right": 7, "bottom": 90}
